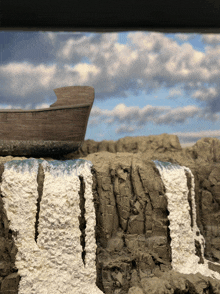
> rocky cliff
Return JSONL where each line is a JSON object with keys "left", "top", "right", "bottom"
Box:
{"left": 0, "top": 134, "right": 219, "bottom": 293}
{"left": 64, "top": 133, "right": 220, "bottom": 164}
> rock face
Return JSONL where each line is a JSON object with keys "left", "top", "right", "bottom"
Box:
{"left": 194, "top": 162, "right": 220, "bottom": 264}
{"left": 85, "top": 150, "right": 220, "bottom": 293}
{"left": 186, "top": 137, "right": 220, "bottom": 163}
{"left": 88, "top": 152, "right": 171, "bottom": 293}
{"left": 65, "top": 134, "right": 220, "bottom": 166}
{"left": 65, "top": 133, "right": 183, "bottom": 159}
{"left": 0, "top": 134, "right": 219, "bottom": 293}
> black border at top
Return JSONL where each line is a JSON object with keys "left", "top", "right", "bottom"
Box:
{"left": 1, "top": 0, "right": 220, "bottom": 33}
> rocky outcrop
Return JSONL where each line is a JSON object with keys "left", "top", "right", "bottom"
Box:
{"left": 64, "top": 133, "right": 182, "bottom": 159}
{"left": 88, "top": 152, "right": 171, "bottom": 293}
{"left": 186, "top": 137, "right": 220, "bottom": 163}
{"left": 139, "top": 270, "right": 220, "bottom": 294}
{"left": 193, "top": 162, "right": 220, "bottom": 264}
{"left": 0, "top": 134, "right": 219, "bottom": 293}
{"left": 82, "top": 150, "right": 220, "bottom": 293}
{"left": 127, "top": 270, "right": 220, "bottom": 294}
{"left": 65, "top": 134, "right": 220, "bottom": 165}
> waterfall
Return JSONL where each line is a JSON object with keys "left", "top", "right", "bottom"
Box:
{"left": 154, "top": 160, "right": 220, "bottom": 280}
{"left": 1, "top": 159, "right": 103, "bottom": 294}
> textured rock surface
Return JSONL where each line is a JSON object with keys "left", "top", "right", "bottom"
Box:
{"left": 65, "top": 134, "right": 220, "bottom": 167}
{"left": 64, "top": 133, "right": 183, "bottom": 159}
{"left": 186, "top": 137, "right": 220, "bottom": 163}
{"left": 0, "top": 134, "right": 219, "bottom": 293}
{"left": 139, "top": 270, "right": 220, "bottom": 294}
{"left": 193, "top": 162, "right": 220, "bottom": 265}
{"left": 86, "top": 152, "right": 174, "bottom": 293}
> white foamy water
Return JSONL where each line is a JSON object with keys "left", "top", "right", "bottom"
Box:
{"left": 154, "top": 160, "right": 220, "bottom": 280}
{"left": 1, "top": 159, "right": 103, "bottom": 294}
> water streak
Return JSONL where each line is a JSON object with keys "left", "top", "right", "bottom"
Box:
{"left": 1, "top": 158, "right": 103, "bottom": 294}
{"left": 154, "top": 160, "right": 220, "bottom": 280}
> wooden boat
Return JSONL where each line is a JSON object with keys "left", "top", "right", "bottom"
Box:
{"left": 0, "top": 86, "right": 94, "bottom": 158}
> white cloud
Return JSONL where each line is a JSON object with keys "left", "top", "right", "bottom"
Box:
{"left": 62, "top": 39, "right": 75, "bottom": 59}
{"left": 180, "top": 142, "right": 195, "bottom": 148}
{"left": 192, "top": 87, "right": 218, "bottom": 101}
{"left": 155, "top": 105, "right": 200, "bottom": 125}
{"left": 90, "top": 103, "right": 201, "bottom": 131}
{"left": 91, "top": 103, "right": 171, "bottom": 126}
{"left": 173, "top": 129, "right": 220, "bottom": 147}
{"left": 46, "top": 32, "right": 56, "bottom": 44}
{"left": 89, "top": 117, "right": 99, "bottom": 126}
{"left": 2, "top": 31, "right": 220, "bottom": 116}
{"left": 68, "top": 63, "right": 101, "bottom": 83}
{"left": 173, "top": 129, "right": 220, "bottom": 139}
{"left": 175, "top": 34, "right": 195, "bottom": 41}
{"left": 0, "top": 62, "right": 57, "bottom": 97}
{"left": 90, "top": 106, "right": 109, "bottom": 117}
{"left": 167, "top": 87, "right": 183, "bottom": 99}
{"left": 0, "top": 104, "right": 21, "bottom": 109}
{"left": 200, "top": 112, "right": 220, "bottom": 121}
{"left": 56, "top": 33, "right": 118, "bottom": 62}
{"left": 202, "top": 34, "right": 220, "bottom": 46}
{"left": 35, "top": 103, "right": 50, "bottom": 109}
{"left": 115, "top": 124, "right": 137, "bottom": 134}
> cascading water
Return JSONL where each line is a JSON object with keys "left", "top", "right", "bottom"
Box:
{"left": 1, "top": 158, "right": 103, "bottom": 294}
{"left": 154, "top": 160, "right": 220, "bottom": 280}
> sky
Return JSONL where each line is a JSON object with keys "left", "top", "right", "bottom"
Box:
{"left": 0, "top": 31, "right": 220, "bottom": 147}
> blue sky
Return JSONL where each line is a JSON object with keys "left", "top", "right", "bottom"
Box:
{"left": 0, "top": 31, "right": 220, "bottom": 147}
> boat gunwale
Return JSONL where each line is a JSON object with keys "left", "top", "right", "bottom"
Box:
{"left": 0, "top": 103, "right": 91, "bottom": 113}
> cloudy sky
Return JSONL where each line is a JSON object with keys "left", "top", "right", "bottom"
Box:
{"left": 0, "top": 31, "right": 220, "bottom": 147}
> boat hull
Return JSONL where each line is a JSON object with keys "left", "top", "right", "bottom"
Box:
{"left": 0, "top": 86, "right": 94, "bottom": 157}
{"left": 0, "top": 139, "right": 82, "bottom": 157}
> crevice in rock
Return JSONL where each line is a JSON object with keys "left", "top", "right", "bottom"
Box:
{"left": 123, "top": 167, "right": 130, "bottom": 233}
{"left": 137, "top": 167, "right": 148, "bottom": 235}
{"left": 213, "top": 141, "right": 217, "bottom": 163}
{"left": 196, "top": 173, "right": 205, "bottom": 235}
{"left": 185, "top": 170, "right": 193, "bottom": 228}
{"left": 131, "top": 259, "right": 136, "bottom": 269}
{"left": 127, "top": 163, "right": 135, "bottom": 234}
{"left": 137, "top": 165, "right": 152, "bottom": 237}
{"left": 78, "top": 175, "right": 86, "bottom": 266}
{"left": 35, "top": 164, "right": 44, "bottom": 243}
{"left": 0, "top": 164, "right": 5, "bottom": 185}
{"left": 143, "top": 201, "right": 147, "bottom": 235}
{"left": 192, "top": 150, "right": 198, "bottom": 160}
{"left": 166, "top": 211, "right": 172, "bottom": 262}
{"left": 111, "top": 169, "right": 123, "bottom": 232}
{"left": 91, "top": 167, "right": 100, "bottom": 245}
{"left": 195, "top": 240, "right": 204, "bottom": 264}
{"left": 91, "top": 169, "right": 105, "bottom": 291}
